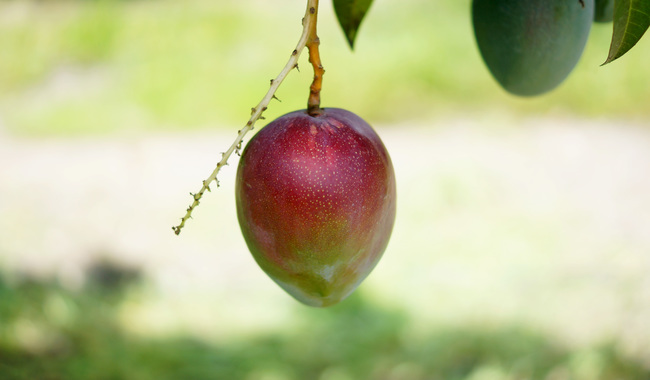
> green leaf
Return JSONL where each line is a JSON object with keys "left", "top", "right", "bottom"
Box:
{"left": 603, "top": 0, "right": 650, "bottom": 64}
{"left": 333, "top": 0, "right": 374, "bottom": 49}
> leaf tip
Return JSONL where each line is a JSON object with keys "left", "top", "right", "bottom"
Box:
{"left": 333, "top": 0, "right": 373, "bottom": 51}
{"left": 345, "top": 32, "right": 357, "bottom": 50}
{"left": 601, "top": 56, "right": 615, "bottom": 66}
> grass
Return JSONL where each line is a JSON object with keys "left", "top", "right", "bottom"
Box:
{"left": 0, "top": 268, "right": 648, "bottom": 380}
{"left": 0, "top": 0, "right": 649, "bottom": 136}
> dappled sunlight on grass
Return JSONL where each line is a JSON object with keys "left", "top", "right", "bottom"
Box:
{"left": 1, "top": 270, "right": 648, "bottom": 380}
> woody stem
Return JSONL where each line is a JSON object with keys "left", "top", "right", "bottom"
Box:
{"left": 306, "top": 0, "right": 324, "bottom": 116}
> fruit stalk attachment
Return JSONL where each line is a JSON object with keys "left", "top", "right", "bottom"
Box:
{"left": 173, "top": 0, "right": 321, "bottom": 235}
{"left": 306, "top": 1, "right": 325, "bottom": 116}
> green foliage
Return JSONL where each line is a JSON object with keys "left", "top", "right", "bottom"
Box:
{"left": 332, "top": 0, "right": 374, "bottom": 48}
{"left": 337, "top": 0, "right": 648, "bottom": 66}
{"left": 594, "top": 0, "right": 614, "bottom": 23}
{"left": 472, "top": 0, "right": 594, "bottom": 96}
{"left": 1, "top": 272, "right": 649, "bottom": 380}
{"left": 604, "top": 0, "right": 650, "bottom": 63}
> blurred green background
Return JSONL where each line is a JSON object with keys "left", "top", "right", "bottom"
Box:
{"left": 1, "top": 0, "right": 649, "bottom": 136}
{"left": 1, "top": 0, "right": 650, "bottom": 379}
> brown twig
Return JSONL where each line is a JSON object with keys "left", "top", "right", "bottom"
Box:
{"left": 306, "top": 1, "right": 324, "bottom": 116}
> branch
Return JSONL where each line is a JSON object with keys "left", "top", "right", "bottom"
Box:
{"left": 173, "top": 0, "right": 321, "bottom": 235}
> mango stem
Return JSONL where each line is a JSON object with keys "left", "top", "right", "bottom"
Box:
{"left": 306, "top": 1, "right": 325, "bottom": 117}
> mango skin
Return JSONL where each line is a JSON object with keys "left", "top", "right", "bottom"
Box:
{"left": 594, "top": 0, "right": 614, "bottom": 23}
{"left": 235, "top": 108, "right": 396, "bottom": 307}
{"left": 472, "top": 0, "right": 594, "bottom": 96}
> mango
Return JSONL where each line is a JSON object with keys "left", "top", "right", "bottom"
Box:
{"left": 472, "top": 0, "right": 594, "bottom": 96}
{"left": 235, "top": 108, "right": 396, "bottom": 307}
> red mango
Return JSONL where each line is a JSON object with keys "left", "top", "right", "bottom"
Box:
{"left": 235, "top": 108, "right": 396, "bottom": 307}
